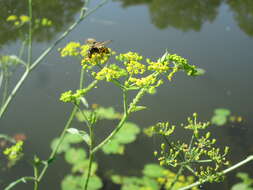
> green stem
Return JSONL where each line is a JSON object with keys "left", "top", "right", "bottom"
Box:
{"left": 0, "top": 0, "right": 108, "bottom": 120}
{"left": 179, "top": 155, "right": 253, "bottom": 190}
{"left": 33, "top": 164, "right": 38, "bottom": 190}
{"left": 83, "top": 124, "right": 94, "bottom": 190}
{"left": 4, "top": 177, "right": 36, "bottom": 190}
{"left": 28, "top": 0, "right": 32, "bottom": 65}
{"left": 37, "top": 77, "right": 97, "bottom": 183}
{"left": 169, "top": 165, "right": 184, "bottom": 190}
{"left": 92, "top": 88, "right": 146, "bottom": 154}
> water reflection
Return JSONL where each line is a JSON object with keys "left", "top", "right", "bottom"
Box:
{"left": 227, "top": 0, "right": 253, "bottom": 37}
{"left": 116, "top": 0, "right": 253, "bottom": 37}
{"left": 0, "top": 0, "right": 83, "bottom": 46}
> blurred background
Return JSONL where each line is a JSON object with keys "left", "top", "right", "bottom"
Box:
{"left": 0, "top": 0, "right": 252, "bottom": 189}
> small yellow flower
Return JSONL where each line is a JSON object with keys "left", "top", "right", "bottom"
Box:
{"left": 60, "top": 42, "right": 81, "bottom": 57}
{"left": 20, "top": 15, "right": 30, "bottom": 23}
{"left": 124, "top": 60, "right": 146, "bottom": 75}
{"left": 6, "top": 15, "right": 17, "bottom": 21}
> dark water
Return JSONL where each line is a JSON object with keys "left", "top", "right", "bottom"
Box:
{"left": 0, "top": 0, "right": 253, "bottom": 189}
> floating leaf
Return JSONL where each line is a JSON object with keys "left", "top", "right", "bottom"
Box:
{"left": 64, "top": 148, "right": 86, "bottom": 165}
{"left": 76, "top": 107, "right": 122, "bottom": 122}
{"left": 72, "top": 161, "right": 98, "bottom": 175}
{"left": 142, "top": 164, "right": 165, "bottom": 178}
{"left": 102, "top": 140, "right": 124, "bottom": 154}
{"left": 211, "top": 115, "right": 227, "bottom": 126}
{"left": 61, "top": 175, "right": 102, "bottom": 190}
{"left": 214, "top": 108, "right": 231, "bottom": 116}
{"left": 50, "top": 134, "right": 83, "bottom": 154}
{"left": 67, "top": 128, "right": 90, "bottom": 145}
{"left": 51, "top": 138, "right": 70, "bottom": 154}
{"left": 102, "top": 122, "right": 140, "bottom": 155}
{"left": 61, "top": 175, "right": 82, "bottom": 190}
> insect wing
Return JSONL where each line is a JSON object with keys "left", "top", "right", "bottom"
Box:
{"left": 94, "top": 40, "right": 112, "bottom": 48}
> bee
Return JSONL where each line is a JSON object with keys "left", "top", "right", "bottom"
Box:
{"left": 86, "top": 38, "right": 112, "bottom": 58}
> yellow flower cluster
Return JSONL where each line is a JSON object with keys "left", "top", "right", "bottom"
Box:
{"left": 60, "top": 89, "right": 86, "bottom": 103}
{"left": 124, "top": 60, "right": 146, "bottom": 75}
{"left": 3, "top": 141, "right": 23, "bottom": 160}
{"left": 95, "top": 64, "right": 126, "bottom": 81}
{"left": 6, "top": 14, "right": 30, "bottom": 26}
{"left": 147, "top": 59, "right": 170, "bottom": 73}
{"left": 129, "top": 75, "right": 157, "bottom": 87}
{"left": 116, "top": 52, "right": 143, "bottom": 62}
{"left": 167, "top": 67, "right": 179, "bottom": 81}
{"left": 60, "top": 42, "right": 81, "bottom": 57}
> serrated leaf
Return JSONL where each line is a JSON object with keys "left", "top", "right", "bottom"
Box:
{"left": 64, "top": 148, "right": 86, "bottom": 165}
{"left": 142, "top": 164, "right": 165, "bottom": 178}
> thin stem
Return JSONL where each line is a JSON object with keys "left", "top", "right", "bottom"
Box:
{"left": 28, "top": 0, "right": 32, "bottom": 65}
{"left": 37, "top": 79, "right": 97, "bottom": 182}
{"left": 4, "top": 177, "right": 36, "bottom": 190}
{"left": 0, "top": 0, "right": 108, "bottom": 119}
{"left": 123, "top": 89, "right": 127, "bottom": 113}
{"left": 169, "top": 165, "right": 184, "bottom": 190}
{"left": 179, "top": 155, "right": 253, "bottom": 190}
{"left": 92, "top": 88, "right": 146, "bottom": 154}
{"left": 83, "top": 124, "right": 94, "bottom": 190}
{"left": 33, "top": 164, "right": 38, "bottom": 190}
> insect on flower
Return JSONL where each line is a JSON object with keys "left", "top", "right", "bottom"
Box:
{"left": 86, "top": 38, "right": 112, "bottom": 58}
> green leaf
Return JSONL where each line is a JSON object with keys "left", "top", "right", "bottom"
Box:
{"left": 64, "top": 148, "right": 86, "bottom": 165}
{"left": 214, "top": 108, "right": 231, "bottom": 116}
{"left": 114, "top": 122, "right": 140, "bottom": 144}
{"left": 142, "top": 164, "right": 165, "bottom": 178}
{"left": 142, "top": 177, "right": 159, "bottom": 190}
{"left": 76, "top": 107, "right": 122, "bottom": 122}
{"left": 102, "top": 122, "right": 140, "bottom": 155}
{"left": 102, "top": 140, "right": 124, "bottom": 154}
{"left": 95, "top": 107, "right": 122, "bottom": 120}
{"left": 51, "top": 137, "right": 70, "bottom": 154}
{"left": 195, "top": 68, "right": 206, "bottom": 76}
{"left": 211, "top": 115, "right": 227, "bottom": 126}
{"left": 231, "top": 183, "right": 253, "bottom": 190}
{"left": 64, "top": 133, "right": 83, "bottom": 144}
{"left": 67, "top": 128, "right": 91, "bottom": 145}
{"left": 84, "top": 175, "right": 103, "bottom": 190}
{"left": 61, "top": 175, "right": 82, "bottom": 190}
{"left": 72, "top": 161, "right": 98, "bottom": 175}
{"left": 111, "top": 175, "right": 123, "bottom": 184}
{"left": 61, "top": 175, "right": 102, "bottom": 190}
{"left": 237, "top": 173, "right": 253, "bottom": 186}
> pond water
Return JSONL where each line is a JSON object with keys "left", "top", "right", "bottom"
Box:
{"left": 0, "top": 0, "right": 253, "bottom": 189}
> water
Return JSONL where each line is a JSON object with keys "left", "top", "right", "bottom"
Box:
{"left": 0, "top": 0, "right": 253, "bottom": 189}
